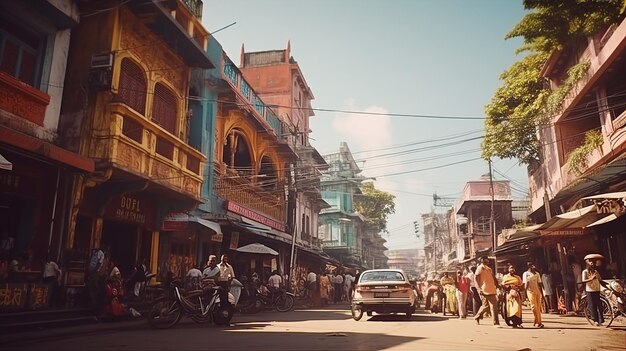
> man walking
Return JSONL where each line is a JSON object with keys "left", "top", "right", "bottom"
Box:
{"left": 523, "top": 261, "right": 544, "bottom": 328}
{"left": 456, "top": 269, "right": 469, "bottom": 319}
{"left": 334, "top": 271, "right": 344, "bottom": 303}
{"left": 466, "top": 266, "right": 481, "bottom": 316}
{"left": 473, "top": 256, "right": 499, "bottom": 326}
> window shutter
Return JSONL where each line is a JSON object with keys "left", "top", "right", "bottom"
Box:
{"left": 152, "top": 83, "right": 177, "bottom": 135}
{"left": 119, "top": 59, "right": 146, "bottom": 114}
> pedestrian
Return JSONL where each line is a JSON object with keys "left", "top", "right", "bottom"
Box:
{"left": 319, "top": 271, "right": 331, "bottom": 306}
{"left": 502, "top": 264, "right": 523, "bottom": 328}
{"left": 455, "top": 269, "right": 469, "bottom": 319}
{"left": 217, "top": 254, "right": 235, "bottom": 307}
{"left": 569, "top": 255, "right": 583, "bottom": 312}
{"left": 466, "top": 266, "right": 481, "bottom": 316}
{"left": 541, "top": 268, "right": 554, "bottom": 313}
{"left": 87, "top": 247, "right": 105, "bottom": 307}
{"left": 474, "top": 256, "right": 500, "bottom": 326}
{"left": 344, "top": 272, "right": 354, "bottom": 301}
{"left": 582, "top": 254, "right": 604, "bottom": 326}
{"left": 306, "top": 268, "right": 317, "bottom": 303}
{"left": 440, "top": 272, "right": 457, "bottom": 316}
{"left": 185, "top": 263, "right": 203, "bottom": 291}
{"left": 334, "top": 271, "right": 344, "bottom": 303}
{"left": 523, "top": 261, "right": 544, "bottom": 328}
{"left": 202, "top": 255, "right": 219, "bottom": 280}
{"left": 43, "top": 255, "right": 62, "bottom": 307}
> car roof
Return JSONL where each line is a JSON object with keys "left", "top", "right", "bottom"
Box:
{"left": 361, "top": 269, "right": 406, "bottom": 274}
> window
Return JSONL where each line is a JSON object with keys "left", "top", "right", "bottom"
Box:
{"left": 152, "top": 83, "right": 177, "bottom": 135}
{"left": 118, "top": 58, "right": 146, "bottom": 114}
{"left": 0, "top": 17, "right": 43, "bottom": 86}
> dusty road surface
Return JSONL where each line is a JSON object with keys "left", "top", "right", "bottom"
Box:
{"left": 1, "top": 305, "right": 624, "bottom": 351}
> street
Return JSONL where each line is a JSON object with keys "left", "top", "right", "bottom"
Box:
{"left": 1, "top": 305, "right": 624, "bottom": 351}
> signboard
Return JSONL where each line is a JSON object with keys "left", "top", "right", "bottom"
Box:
{"left": 162, "top": 212, "right": 190, "bottom": 231}
{"left": 229, "top": 232, "right": 239, "bottom": 249}
{"left": 226, "top": 201, "right": 285, "bottom": 232}
{"left": 104, "top": 194, "right": 155, "bottom": 228}
{"left": 28, "top": 283, "right": 51, "bottom": 310}
{"left": 0, "top": 283, "right": 28, "bottom": 311}
{"left": 540, "top": 229, "right": 585, "bottom": 236}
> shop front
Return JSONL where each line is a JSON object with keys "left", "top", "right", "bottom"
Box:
{"left": 0, "top": 141, "right": 93, "bottom": 312}
{"left": 158, "top": 212, "right": 223, "bottom": 281}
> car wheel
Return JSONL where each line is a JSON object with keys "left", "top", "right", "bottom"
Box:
{"left": 351, "top": 303, "right": 363, "bottom": 321}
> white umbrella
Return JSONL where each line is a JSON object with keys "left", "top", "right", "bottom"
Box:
{"left": 235, "top": 243, "right": 278, "bottom": 255}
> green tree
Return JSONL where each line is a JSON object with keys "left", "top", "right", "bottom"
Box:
{"left": 482, "top": 0, "right": 625, "bottom": 165}
{"left": 354, "top": 182, "right": 395, "bottom": 234}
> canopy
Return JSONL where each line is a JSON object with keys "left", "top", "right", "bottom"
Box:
{"left": 581, "top": 192, "right": 626, "bottom": 200}
{"left": 536, "top": 205, "right": 613, "bottom": 231}
{"left": 0, "top": 152, "right": 11, "bottom": 171}
{"left": 235, "top": 243, "right": 278, "bottom": 256}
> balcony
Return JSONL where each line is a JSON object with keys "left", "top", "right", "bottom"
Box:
{"left": 222, "top": 57, "right": 285, "bottom": 139}
{"left": 0, "top": 72, "right": 50, "bottom": 127}
{"left": 181, "top": 0, "right": 203, "bottom": 19}
{"left": 215, "top": 173, "right": 285, "bottom": 222}
{"left": 91, "top": 102, "right": 206, "bottom": 198}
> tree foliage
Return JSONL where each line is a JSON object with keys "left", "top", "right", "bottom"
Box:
{"left": 354, "top": 182, "right": 395, "bottom": 234}
{"left": 482, "top": 0, "right": 626, "bottom": 165}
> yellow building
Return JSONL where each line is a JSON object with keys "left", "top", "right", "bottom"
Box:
{"left": 58, "top": 0, "right": 213, "bottom": 279}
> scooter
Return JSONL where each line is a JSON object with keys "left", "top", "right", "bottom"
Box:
{"left": 231, "top": 278, "right": 263, "bottom": 314}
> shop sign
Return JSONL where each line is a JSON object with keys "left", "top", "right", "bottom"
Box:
{"left": 541, "top": 229, "right": 585, "bottom": 236}
{"left": 105, "top": 194, "right": 155, "bottom": 227}
{"left": 162, "top": 212, "right": 190, "bottom": 231}
{"left": 229, "top": 232, "right": 239, "bottom": 249}
{"left": 28, "top": 283, "right": 50, "bottom": 310}
{"left": 211, "top": 233, "right": 223, "bottom": 243}
{"left": 226, "top": 201, "right": 285, "bottom": 232}
{"left": 0, "top": 283, "right": 28, "bottom": 311}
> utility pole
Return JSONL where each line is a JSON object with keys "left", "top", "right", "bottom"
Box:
{"left": 488, "top": 159, "right": 497, "bottom": 273}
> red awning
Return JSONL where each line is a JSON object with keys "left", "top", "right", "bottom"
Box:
{"left": 0, "top": 125, "right": 94, "bottom": 172}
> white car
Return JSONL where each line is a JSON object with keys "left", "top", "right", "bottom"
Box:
{"left": 351, "top": 269, "right": 417, "bottom": 320}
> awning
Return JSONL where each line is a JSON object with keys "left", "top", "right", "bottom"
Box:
{"left": 0, "top": 152, "right": 11, "bottom": 170}
{"left": 582, "top": 192, "right": 626, "bottom": 200}
{"left": 536, "top": 205, "right": 609, "bottom": 231}
{"left": 161, "top": 212, "right": 222, "bottom": 234}
{"left": 1, "top": 126, "right": 94, "bottom": 172}
{"left": 235, "top": 243, "right": 278, "bottom": 256}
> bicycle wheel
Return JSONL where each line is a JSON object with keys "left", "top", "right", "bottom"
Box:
{"left": 275, "top": 294, "right": 294, "bottom": 312}
{"left": 600, "top": 296, "right": 614, "bottom": 324}
{"left": 580, "top": 295, "right": 594, "bottom": 325}
{"left": 212, "top": 303, "right": 234, "bottom": 326}
{"left": 147, "top": 298, "right": 183, "bottom": 329}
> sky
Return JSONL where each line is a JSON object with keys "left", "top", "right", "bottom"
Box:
{"left": 202, "top": 0, "right": 530, "bottom": 250}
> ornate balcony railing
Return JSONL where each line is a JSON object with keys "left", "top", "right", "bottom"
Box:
{"left": 222, "top": 57, "right": 284, "bottom": 138}
{"left": 215, "top": 173, "right": 285, "bottom": 221}
{"left": 93, "top": 102, "right": 206, "bottom": 198}
{"left": 181, "top": 0, "right": 203, "bottom": 19}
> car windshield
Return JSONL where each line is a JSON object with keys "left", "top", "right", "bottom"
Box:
{"left": 360, "top": 271, "right": 405, "bottom": 282}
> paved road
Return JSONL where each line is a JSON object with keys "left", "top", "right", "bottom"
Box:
{"left": 1, "top": 305, "right": 624, "bottom": 351}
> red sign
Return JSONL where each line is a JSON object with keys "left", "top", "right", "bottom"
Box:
{"left": 162, "top": 212, "right": 190, "bottom": 231}
{"left": 226, "top": 201, "right": 285, "bottom": 232}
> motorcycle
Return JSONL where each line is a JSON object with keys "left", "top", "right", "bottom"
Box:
{"left": 147, "top": 279, "right": 233, "bottom": 329}
{"left": 255, "top": 284, "right": 295, "bottom": 312}
{"left": 581, "top": 279, "right": 625, "bottom": 327}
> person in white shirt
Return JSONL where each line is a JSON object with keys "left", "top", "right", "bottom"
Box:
{"left": 466, "top": 266, "right": 480, "bottom": 316}
{"left": 334, "top": 273, "right": 344, "bottom": 303}
{"left": 306, "top": 269, "right": 317, "bottom": 301}
{"left": 344, "top": 273, "right": 354, "bottom": 301}
{"left": 268, "top": 270, "right": 283, "bottom": 295}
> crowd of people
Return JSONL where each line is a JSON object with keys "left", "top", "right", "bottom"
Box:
{"left": 415, "top": 253, "right": 610, "bottom": 328}
{"left": 305, "top": 268, "right": 356, "bottom": 306}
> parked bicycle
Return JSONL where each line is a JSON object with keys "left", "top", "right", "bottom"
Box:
{"left": 580, "top": 279, "right": 625, "bottom": 327}
{"left": 146, "top": 279, "right": 233, "bottom": 329}
{"left": 256, "top": 284, "right": 295, "bottom": 312}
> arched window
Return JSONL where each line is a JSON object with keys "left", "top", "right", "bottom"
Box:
{"left": 152, "top": 83, "right": 177, "bottom": 135}
{"left": 118, "top": 58, "right": 146, "bottom": 114}
{"left": 223, "top": 130, "right": 252, "bottom": 176}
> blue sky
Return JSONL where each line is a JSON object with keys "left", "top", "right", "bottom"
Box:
{"left": 202, "top": 0, "right": 529, "bottom": 250}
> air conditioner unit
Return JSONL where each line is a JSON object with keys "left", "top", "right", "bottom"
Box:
{"left": 90, "top": 52, "right": 114, "bottom": 69}
{"left": 88, "top": 68, "right": 112, "bottom": 91}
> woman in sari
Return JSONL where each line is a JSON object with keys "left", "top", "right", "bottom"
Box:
{"left": 502, "top": 264, "right": 523, "bottom": 328}
{"left": 319, "top": 272, "right": 331, "bottom": 306}
{"left": 440, "top": 272, "right": 458, "bottom": 316}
